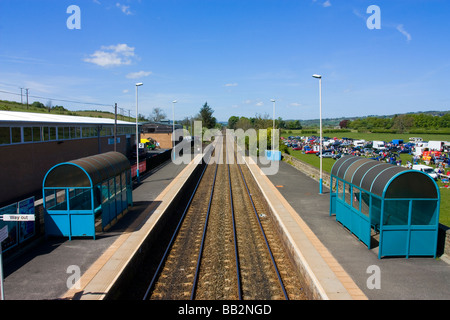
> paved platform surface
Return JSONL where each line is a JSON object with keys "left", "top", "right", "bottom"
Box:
{"left": 2, "top": 159, "right": 187, "bottom": 300}
{"left": 263, "top": 160, "right": 450, "bottom": 300}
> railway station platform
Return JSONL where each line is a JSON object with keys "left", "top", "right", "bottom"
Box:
{"left": 3, "top": 150, "right": 450, "bottom": 301}
{"left": 259, "top": 159, "right": 450, "bottom": 300}
{"left": 2, "top": 158, "right": 188, "bottom": 300}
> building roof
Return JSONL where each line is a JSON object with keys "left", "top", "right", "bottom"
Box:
{"left": 0, "top": 110, "right": 135, "bottom": 126}
{"left": 43, "top": 152, "right": 131, "bottom": 188}
{"left": 331, "top": 155, "right": 439, "bottom": 199}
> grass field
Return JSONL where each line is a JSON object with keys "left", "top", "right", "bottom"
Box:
{"left": 281, "top": 130, "right": 450, "bottom": 227}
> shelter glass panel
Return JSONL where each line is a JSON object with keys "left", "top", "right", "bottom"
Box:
{"left": 109, "top": 178, "right": 115, "bottom": 198}
{"left": 353, "top": 187, "right": 361, "bottom": 211}
{"left": 338, "top": 180, "right": 344, "bottom": 200}
{"left": 384, "top": 200, "right": 409, "bottom": 226}
{"left": 411, "top": 200, "right": 438, "bottom": 226}
{"left": 371, "top": 197, "right": 382, "bottom": 228}
{"left": 121, "top": 172, "right": 127, "bottom": 192}
{"left": 45, "top": 189, "right": 67, "bottom": 211}
{"left": 345, "top": 183, "right": 352, "bottom": 206}
{"left": 360, "top": 191, "right": 370, "bottom": 217}
{"left": 69, "top": 188, "right": 92, "bottom": 211}
{"left": 101, "top": 182, "right": 109, "bottom": 203}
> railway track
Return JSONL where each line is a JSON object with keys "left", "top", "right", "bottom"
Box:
{"left": 143, "top": 134, "right": 309, "bottom": 300}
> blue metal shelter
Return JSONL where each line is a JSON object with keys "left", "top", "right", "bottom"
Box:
{"left": 330, "top": 155, "right": 440, "bottom": 258}
{"left": 42, "top": 152, "right": 132, "bottom": 240}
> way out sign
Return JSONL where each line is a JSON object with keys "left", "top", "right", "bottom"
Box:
{"left": 1, "top": 215, "right": 35, "bottom": 222}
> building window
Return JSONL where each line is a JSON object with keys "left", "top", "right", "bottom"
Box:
{"left": 64, "top": 127, "right": 70, "bottom": 140}
{"left": 23, "top": 127, "right": 33, "bottom": 142}
{"left": 50, "top": 127, "right": 57, "bottom": 140}
{"left": 0, "top": 127, "right": 10, "bottom": 144}
{"left": 33, "top": 127, "right": 42, "bottom": 142}
{"left": 11, "top": 127, "right": 21, "bottom": 143}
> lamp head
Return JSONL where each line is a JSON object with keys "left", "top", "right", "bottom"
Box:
{"left": 312, "top": 74, "right": 322, "bottom": 79}
{"left": 136, "top": 82, "right": 143, "bottom": 86}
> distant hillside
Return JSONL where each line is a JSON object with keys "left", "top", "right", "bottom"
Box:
{"left": 298, "top": 110, "right": 450, "bottom": 128}
{"left": 0, "top": 99, "right": 134, "bottom": 122}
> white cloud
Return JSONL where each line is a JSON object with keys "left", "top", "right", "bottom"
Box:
{"left": 290, "top": 103, "right": 301, "bottom": 107}
{"left": 396, "top": 24, "right": 412, "bottom": 42}
{"left": 84, "top": 44, "right": 136, "bottom": 67}
{"left": 322, "top": 1, "right": 331, "bottom": 8}
{"left": 126, "top": 71, "right": 152, "bottom": 79}
{"left": 224, "top": 83, "right": 238, "bottom": 87}
{"left": 116, "top": 3, "right": 132, "bottom": 15}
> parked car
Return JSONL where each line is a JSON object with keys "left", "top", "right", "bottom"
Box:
{"left": 412, "top": 165, "right": 438, "bottom": 180}
{"left": 317, "top": 152, "right": 333, "bottom": 158}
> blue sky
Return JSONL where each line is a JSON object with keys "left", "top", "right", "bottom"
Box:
{"left": 0, "top": 0, "right": 449, "bottom": 122}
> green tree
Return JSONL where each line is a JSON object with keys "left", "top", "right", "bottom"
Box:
{"left": 228, "top": 116, "right": 239, "bottom": 129}
{"left": 149, "top": 107, "right": 167, "bottom": 122}
{"left": 197, "top": 102, "right": 217, "bottom": 128}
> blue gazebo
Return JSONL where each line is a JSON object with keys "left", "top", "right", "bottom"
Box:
{"left": 330, "top": 155, "right": 440, "bottom": 258}
{"left": 43, "top": 152, "right": 132, "bottom": 240}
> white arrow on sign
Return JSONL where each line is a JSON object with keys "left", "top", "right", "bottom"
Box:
{"left": 2, "top": 215, "right": 35, "bottom": 222}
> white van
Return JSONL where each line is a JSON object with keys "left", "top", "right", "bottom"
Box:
{"left": 372, "top": 141, "right": 386, "bottom": 150}
{"left": 354, "top": 140, "right": 365, "bottom": 148}
{"left": 412, "top": 165, "right": 438, "bottom": 180}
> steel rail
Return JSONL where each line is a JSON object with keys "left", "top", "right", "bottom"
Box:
{"left": 226, "top": 142, "right": 243, "bottom": 300}
{"left": 142, "top": 147, "right": 213, "bottom": 300}
{"left": 234, "top": 150, "right": 289, "bottom": 300}
{"left": 190, "top": 139, "right": 222, "bottom": 300}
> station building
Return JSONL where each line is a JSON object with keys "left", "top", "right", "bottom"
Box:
{"left": 0, "top": 110, "right": 137, "bottom": 207}
{"left": 140, "top": 121, "right": 183, "bottom": 149}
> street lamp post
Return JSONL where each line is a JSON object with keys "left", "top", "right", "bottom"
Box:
{"left": 312, "top": 74, "right": 323, "bottom": 194}
{"left": 270, "top": 99, "right": 276, "bottom": 152}
{"left": 135, "top": 82, "right": 143, "bottom": 183}
{"left": 172, "top": 100, "right": 177, "bottom": 160}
